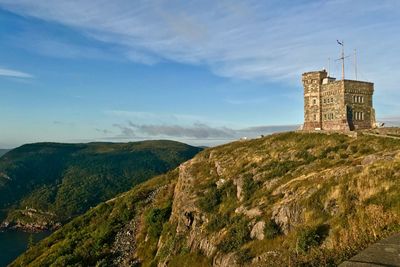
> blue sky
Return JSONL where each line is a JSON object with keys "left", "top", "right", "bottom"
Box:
{"left": 1, "top": 0, "right": 400, "bottom": 148}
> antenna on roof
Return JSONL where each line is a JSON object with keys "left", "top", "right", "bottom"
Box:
{"left": 354, "top": 49, "right": 358, "bottom": 80}
{"left": 328, "top": 57, "right": 331, "bottom": 77}
{"left": 336, "top": 40, "right": 349, "bottom": 80}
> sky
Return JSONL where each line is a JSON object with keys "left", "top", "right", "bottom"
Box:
{"left": 1, "top": 0, "right": 400, "bottom": 148}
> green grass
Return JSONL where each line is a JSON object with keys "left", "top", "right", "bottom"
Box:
{"left": 0, "top": 141, "right": 201, "bottom": 225}
{"left": 11, "top": 131, "right": 400, "bottom": 266}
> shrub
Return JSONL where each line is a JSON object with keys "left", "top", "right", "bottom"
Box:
{"left": 198, "top": 185, "right": 221, "bottom": 213}
{"left": 297, "top": 224, "right": 330, "bottom": 252}
{"left": 146, "top": 203, "right": 172, "bottom": 238}
{"left": 218, "top": 217, "right": 250, "bottom": 252}
{"left": 242, "top": 175, "right": 259, "bottom": 201}
{"left": 236, "top": 248, "right": 254, "bottom": 264}
{"left": 264, "top": 220, "right": 281, "bottom": 239}
{"left": 296, "top": 150, "right": 316, "bottom": 163}
{"left": 206, "top": 213, "right": 230, "bottom": 232}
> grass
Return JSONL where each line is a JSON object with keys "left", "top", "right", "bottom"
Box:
{"left": 11, "top": 131, "right": 400, "bottom": 266}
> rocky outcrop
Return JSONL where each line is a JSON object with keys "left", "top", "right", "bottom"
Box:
{"left": 0, "top": 208, "right": 60, "bottom": 232}
{"left": 250, "top": 221, "right": 265, "bottom": 240}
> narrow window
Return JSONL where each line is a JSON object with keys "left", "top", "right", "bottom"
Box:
{"left": 361, "top": 96, "right": 364, "bottom": 103}
{"left": 361, "top": 112, "right": 364, "bottom": 120}
{"left": 313, "top": 114, "right": 317, "bottom": 121}
{"left": 313, "top": 99, "right": 316, "bottom": 105}
{"left": 331, "top": 98, "right": 333, "bottom": 103}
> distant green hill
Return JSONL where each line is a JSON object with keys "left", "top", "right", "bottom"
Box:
{"left": 0, "top": 141, "right": 201, "bottom": 231}
{"left": 11, "top": 132, "right": 400, "bottom": 266}
{"left": 0, "top": 149, "right": 10, "bottom": 157}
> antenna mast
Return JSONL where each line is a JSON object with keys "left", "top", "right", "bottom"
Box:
{"left": 354, "top": 49, "right": 358, "bottom": 80}
{"left": 336, "top": 40, "right": 348, "bottom": 80}
{"left": 328, "top": 57, "right": 331, "bottom": 77}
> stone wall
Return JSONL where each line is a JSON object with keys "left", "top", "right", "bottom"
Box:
{"left": 302, "top": 70, "right": 375, "bottom": 131}
{"left": 302, "top": 70, "right": 327, "bottom": 130}
{"left": 343, "top": 80, "right": 374, "bottom": 130}
{"left": 320, "top": 81, "right": 350, "bottom": 131}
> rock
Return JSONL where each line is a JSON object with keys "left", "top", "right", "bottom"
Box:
{"left": 245, "top": 208, "right": 262, "bottom": 218}
{"left": 213, "top": 251, "right": 238, "bottom": 267}
{"left": 272, "top": 203, "right": 303, "bottom": 234}
{"left": 251, "top": 221, "right": 265, "bottom": 240}
{"left": 234, "top": 178, "right": 244, "bottom": 201}
{"left": 215, "top": 161, "right": 224, "bottom": 176}
{"left": 235, "top": 206, "right": 262, "bottom": 219}
{"left": 361, "top": 155, "right": 378, "bottom": 165}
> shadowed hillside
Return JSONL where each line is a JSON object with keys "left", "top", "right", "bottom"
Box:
{"left": 0, "top": 141, "right": 201, "bottom": 231}
{"left": 0, "top": 149, "right": 10, "bottom": 157}
{"left": 11, "top": 132, "right": 400, "bottom": 266}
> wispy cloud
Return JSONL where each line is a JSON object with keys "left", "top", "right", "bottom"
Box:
{"left": 0, "top": 66, "right": 33, "bottom": 78}
{"left": 1, "top": 0, "right": 399, "bottom": 89}
{"left": 110, "top": 121, "right": 298, "bottom": 141}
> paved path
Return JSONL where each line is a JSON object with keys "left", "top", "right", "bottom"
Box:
{"left": 339, "top": 233, "right": 400, "bottom": 267}
{"left": 362, "top": 132, "right": 400, "bottom": 140}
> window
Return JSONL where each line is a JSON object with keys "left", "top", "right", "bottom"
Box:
{"left": 313, "top": 99, "right": 316, "bottom": 105}
{"left": 354, "top": 111, "right": 364, "bottom": 121}
{"left": 313, "top": 114, "right": 317, "bottom": 121}
{"left": 361, "top": 96, "right": 364, "bottom": 103}
{"left": 331, "top": 98, "right": 334, "bottom": 103}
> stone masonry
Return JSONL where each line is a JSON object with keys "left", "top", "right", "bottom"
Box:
{"left": 302, "top": 69, "right": 375, "bottom": 131}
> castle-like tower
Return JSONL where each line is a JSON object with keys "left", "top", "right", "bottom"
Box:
{"left": 302, "top": 70, "right": 375, "bottom": 131}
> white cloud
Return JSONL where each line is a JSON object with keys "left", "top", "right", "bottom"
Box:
{"left": 0, "top": 0, "right": 399, "bottom": 89}
{"left": 0, "top": 66, "right": 33, "bottom": 78}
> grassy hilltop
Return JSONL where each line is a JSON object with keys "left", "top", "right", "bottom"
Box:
{"left": 0, "top": 140, "right": 201, "bottom": 231}
{"left": 11, "top": 132, "right": 400, "bottom": 266}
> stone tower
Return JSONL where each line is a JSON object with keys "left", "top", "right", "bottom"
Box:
{"left": 302, "top": 69, "right": 375, "bottom": 131}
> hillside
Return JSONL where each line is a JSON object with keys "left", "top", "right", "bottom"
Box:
{"left": 0, "top": 141, "right": 201, "bottom": 231}
{"left": 11, "top": 132, "right": 400, "bottom": 266}
{"left": 0, "top": 149, "right": 10, "bottom": 157}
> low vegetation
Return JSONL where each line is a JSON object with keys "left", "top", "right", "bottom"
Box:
{"left": 0, "top": 140, "right": 201, "bottom": 228}
{"left": 11, "top": 131, "right": 400, "bottom": 266}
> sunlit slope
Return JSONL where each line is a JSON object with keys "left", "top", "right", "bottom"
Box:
{"left": 12, "top": 132, "right": 400, "bottom": 266}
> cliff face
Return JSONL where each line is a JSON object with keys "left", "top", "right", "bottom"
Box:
{"left": 11, "top": 132, "right": 400, "bottom": 267}
{"left": 155, "top": 132, "right": 400, "bottom": 266}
